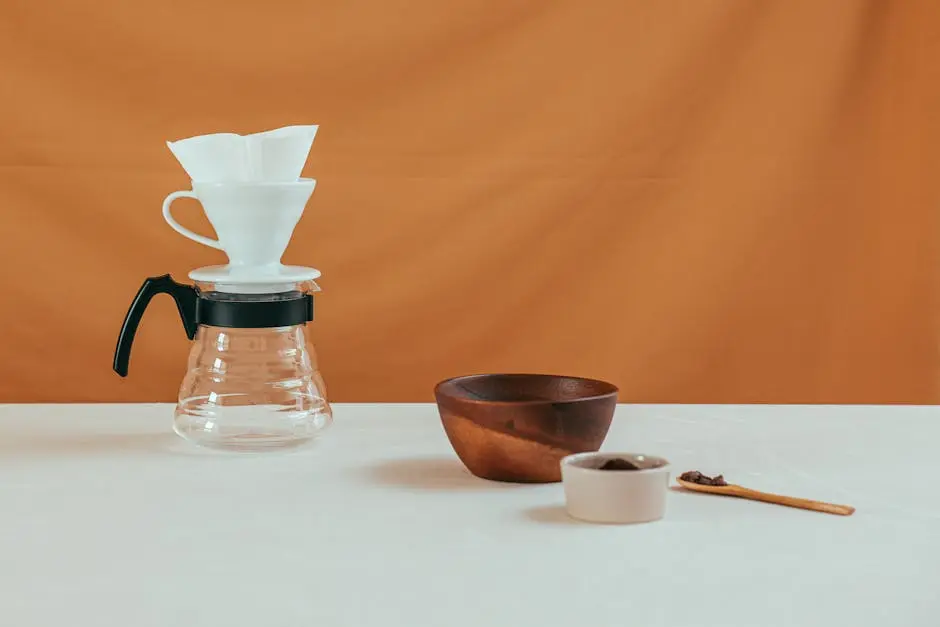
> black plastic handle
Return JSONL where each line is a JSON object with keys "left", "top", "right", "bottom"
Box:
{"left": 113, "top": 274, "right": 198, "bottom": 377}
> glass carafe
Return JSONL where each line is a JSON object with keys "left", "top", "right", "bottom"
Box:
{"left": 175, "top": 322, "right": 331, "bottom": 450}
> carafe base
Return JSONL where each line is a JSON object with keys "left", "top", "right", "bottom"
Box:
{"left": 173, "top": 398, "right": 331, "bottom": 453}
{"left": 172, "top": 426, "right": 321, "bottom": 452}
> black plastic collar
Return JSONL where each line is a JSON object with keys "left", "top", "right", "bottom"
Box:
{"left": 195, "top": 291, "right": 314, "bottom": 329}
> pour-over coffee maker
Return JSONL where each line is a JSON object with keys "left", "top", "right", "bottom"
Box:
{"left": 113, "top": 125, "right": 332, "bottom": 451}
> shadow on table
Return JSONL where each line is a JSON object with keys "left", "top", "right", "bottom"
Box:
{"left": 360, "top": 457, "right": 527, "bottom": 491}
{"left": 669, "top": 485, "right": 719, "bottom": 499}
{"left": 0, "top": 431, "right": 211, "bottom": 458}
{"left": 521, "top": 505, "right": 584, "bottom": 526}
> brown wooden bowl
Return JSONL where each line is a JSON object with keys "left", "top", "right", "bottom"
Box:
{"left": 434, "top": 373, "right": 618, "bottom": 483}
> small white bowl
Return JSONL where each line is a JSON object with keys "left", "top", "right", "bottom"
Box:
{"left": 560, "top": 452, "right": 671, "bottom": 524}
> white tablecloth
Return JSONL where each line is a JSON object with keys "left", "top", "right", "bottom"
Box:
{"left": 0, "top": 403, "right": 937, "bottom": 626}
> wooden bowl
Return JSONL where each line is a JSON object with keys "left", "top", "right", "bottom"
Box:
{"left": 434, "top": 373, "right": 618, "bottom": 483}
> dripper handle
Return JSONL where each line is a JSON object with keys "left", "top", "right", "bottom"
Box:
{"left": 162, "top": 191, "right": 223, "bottom": 249}
{"left": 113, "top": 274, "right": 198, "bottom": 377}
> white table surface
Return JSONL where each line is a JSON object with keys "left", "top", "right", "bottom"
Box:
{"left": 1, "top": 403, "right": 937, "bottom": 626}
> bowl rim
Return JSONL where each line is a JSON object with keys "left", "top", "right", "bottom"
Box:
{"left": 561, "top": 452, "right": 671, "bottom": 474}
{"left": 434, "top": 372, "right": 619, "bottom": 406}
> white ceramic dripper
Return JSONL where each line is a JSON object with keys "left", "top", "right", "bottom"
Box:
{"left": 162, "top": 179, "right": 315, "bottom": 267}
{"left": 162, "top": 125, "right": 321, "bottom": 293}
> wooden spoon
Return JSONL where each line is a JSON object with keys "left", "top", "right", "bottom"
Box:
{"left": 675, "top": 478, "right": 856, "bottom": 516}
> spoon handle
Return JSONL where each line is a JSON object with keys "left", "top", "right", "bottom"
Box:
{"left": 730, "top": 486, "right": 855, "bottom": 516}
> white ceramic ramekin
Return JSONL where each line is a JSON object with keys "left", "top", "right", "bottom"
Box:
{"left": 560, "top": 452, "right": 671, "bottom": 524}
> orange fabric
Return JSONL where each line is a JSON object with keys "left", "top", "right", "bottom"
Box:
{"left": 0, "top": 1, "right": 936, "bottom": 403}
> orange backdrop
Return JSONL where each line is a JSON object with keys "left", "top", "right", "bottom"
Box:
{"left": 0, "top": 1, "right": 937, "bottom": 404}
